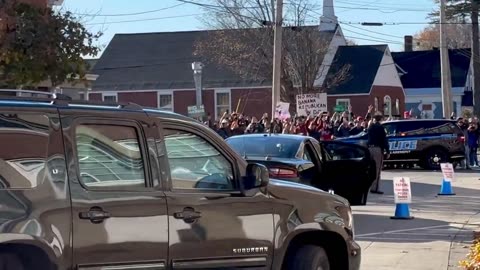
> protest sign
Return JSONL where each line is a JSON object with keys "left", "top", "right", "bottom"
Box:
{"left": 393, "top": 177, "right": 412, "bottom": 204}
{"left": 296, "top": 93, "right": 327, "bottom": 116}
{"left": 275, "top": 102, "right": 291, "bottom": 120}
{"left": 440, "top": 163, "right": 454, "bottom": 182}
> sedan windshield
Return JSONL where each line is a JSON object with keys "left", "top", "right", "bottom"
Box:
{"left": 227, "top": 136, "right": 300, "bottom": 159}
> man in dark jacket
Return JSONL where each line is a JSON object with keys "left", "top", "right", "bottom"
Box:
{"left": 367, "top": 112, "right": 390, "bottom": 194}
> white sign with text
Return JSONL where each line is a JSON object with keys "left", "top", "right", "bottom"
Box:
{"left": 393, "top": 177, "right": 412, "bottom": 204}
{"left": 296, "top": 93, "right": 327, "bottom": 116}
{"left": 440, "top": 163, "right": 455, "bottom": 182}
{"left": 275, "top": 102, "right": 291, "bottom": 120}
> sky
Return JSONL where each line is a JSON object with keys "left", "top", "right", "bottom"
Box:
{"left": 60, "top": 0, "right": 436, "bottom": 56}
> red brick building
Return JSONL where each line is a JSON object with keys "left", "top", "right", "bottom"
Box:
{"left": 88, "top": 0, "right": 405, "bottom": 120}
{"left": 89, "top": 30, "right": 405, "bottom": 119}
{"left": 323, "top": 45, "right": 405, "bottom": 117}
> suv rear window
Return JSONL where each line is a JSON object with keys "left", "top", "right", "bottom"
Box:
{"left": 0, "top": 114, "right": 50, "bottom": 189}
{"left": 384, "top": 121, "right": 459, "bottom": 136}
{"left": 227, "top": 136, "right": 300, "bottom": 158}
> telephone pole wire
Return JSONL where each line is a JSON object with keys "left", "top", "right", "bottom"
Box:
{"left": 271, "top": 0, "right": 283, "bottom": 119}
{"left": 440, "top": 0, "right": 453, "bottom": 118}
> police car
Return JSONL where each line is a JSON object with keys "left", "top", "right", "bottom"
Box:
{"left": 337, "top": 119, "right": 466, "bottom": 170}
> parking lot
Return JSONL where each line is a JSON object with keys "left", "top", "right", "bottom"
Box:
{"left": 355, "top": 168, "right": 480, "bottom": 270}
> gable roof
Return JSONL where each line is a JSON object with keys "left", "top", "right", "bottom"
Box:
{"left": 92, "top": 27, "right": 336, "bottom": 91}
{"left": 392, "top": 48, "right": 471, "bottom": 89}
{"left": 323, "top": 45, "right": 388, "bottom": 95}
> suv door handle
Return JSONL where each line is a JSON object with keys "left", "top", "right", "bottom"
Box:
{"left": 79, "top": 207, "right": 111, "bottom": 224}
{"left": 174, "top": 207, "right": 201, "bottom": 224}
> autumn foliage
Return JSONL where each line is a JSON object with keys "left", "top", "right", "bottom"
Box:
{"left": 0, "top": 1, "right": 101, "bottom": 88}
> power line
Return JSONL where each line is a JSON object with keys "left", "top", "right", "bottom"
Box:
{"left": 337, "top": 0, "right": 432, "bottom": 8}
{"left": 85, "top": 13, "right": 204, "bottom": 26}
{"left": 341, "top": 23, "right": 404, "bottom": 39}
{"left": 333, "top": 5, "right": 431, "bottom": 13}
{"left": 175, "top": 0, "right": 261, "bottom": 10}
{"left": 343, "top": 35, "right": 403, "bottom": 45}
{"left": 341, "top": 26, "right": 403, "bottom": 44}
{"left": 72, "top": 3, "right": 186, "bottom": 17}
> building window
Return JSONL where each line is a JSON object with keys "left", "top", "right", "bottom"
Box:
{"left": 336, "top": 99, "right": 350, "bottom": 112}
{"left": 384, "top": 95, "right": 392, "bottom": 117}
{"left": 374, "top": 97, "right": 379, "bottom": 112}
{"left": 158, "top": 93, "right": 173, "bottom": 111}
{"left": 103, "top": 93, "right": 117, "bottom": 102}
{"left": 215, "top": 91, "right": 230, "bottom": 119}
{"left": 395, "top": 99, "right": 400, "bottom": 115}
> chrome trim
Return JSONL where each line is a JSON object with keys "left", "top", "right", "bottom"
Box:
{"left": 79, "top": 263, "right": 165, "bottom": 270}
{"left": 172, "top": 257, "right": 267, "bottom": 269}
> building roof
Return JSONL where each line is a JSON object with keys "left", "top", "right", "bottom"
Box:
{"left": 92, "top": 27, "right": 336, "bottom": 91}
{"left": 392, "top": 48, "right": 471, "bottom": 89}
{"left": 323, "top": 45, "right": 388, "bottom": 95}
{"left": 85, "top": 59, "right": 98, "bottom": 71}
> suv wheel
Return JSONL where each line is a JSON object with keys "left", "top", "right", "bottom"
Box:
{"left": 0, "top": 253, "right": 24, "bottom": 270}
{"left": 287, "top": 245, "right": 330, "bottom": 270}
{"left": 424, "top": 148, "right": 448, "bottom": 170}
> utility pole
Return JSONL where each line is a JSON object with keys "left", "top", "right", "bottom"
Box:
{"left": 271, "top": 0, "right": 283, "bottom": 119}
{"left": 471, "top": 0, "right": 480, "bottom": 116}
{"left": 440, "top": 0, "right": 453, "bottom": 118}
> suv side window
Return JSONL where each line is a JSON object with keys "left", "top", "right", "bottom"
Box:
{"left": 76, "top": 124, "right": 146, "bottom": 188}
{"left": 0, "top": 113, "right": 50, "bottom": 189}
{"left": 397, "top": 122, "right": 427, "bottom": 135}
{"left": 426, "top": 121, "right": 456, "bottom": 134}
{"left": 164, "top": 129, "right": 234, "bottom": 191}
{"left": 383, "top": 123, "right": 397, "bottom": 136}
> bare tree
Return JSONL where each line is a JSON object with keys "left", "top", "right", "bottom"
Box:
{"left": 194, "top": 0, "right": 349, "bottom": 105}
{"left": 414, "top": 23, "right": 471, "bottom": 50}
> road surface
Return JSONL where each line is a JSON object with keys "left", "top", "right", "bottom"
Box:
{"left": 354, "top": 168, "right": 480, "bottom": 270}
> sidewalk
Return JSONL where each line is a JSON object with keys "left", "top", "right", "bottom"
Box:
{"left": 353, "top": 169, "right": 480, "bottom": 270}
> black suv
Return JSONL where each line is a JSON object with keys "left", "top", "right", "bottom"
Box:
{"left": 338, "top": 119, "right": 465, "bottom": 170}
{"left": 0, "top": 91, "right": 359, "bottom": 270}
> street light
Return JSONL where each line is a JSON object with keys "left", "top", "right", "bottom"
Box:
{"left": 191, "top": 62, "right": 204, "bottom": 107}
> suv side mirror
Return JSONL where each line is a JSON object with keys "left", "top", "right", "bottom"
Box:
{"left": 245, "top": 163, "right": 269, "bottom": 189}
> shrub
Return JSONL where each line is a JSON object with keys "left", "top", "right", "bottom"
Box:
{"left": 460, "top": 235, "right": 480, "bottom": 270}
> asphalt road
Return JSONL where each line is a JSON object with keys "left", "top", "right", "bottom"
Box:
{"left": 353, "top": 168, "right": 480, "bottom": 270}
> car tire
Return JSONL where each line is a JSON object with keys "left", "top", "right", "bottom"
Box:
{"left": 0, "top": 253, "right": 24, "bottom": 270}
{"left": 287, "top": 245, "right": 330, "bottom": 270}
{"left": 424, "top": 148, "right": 448, "bottom": 170}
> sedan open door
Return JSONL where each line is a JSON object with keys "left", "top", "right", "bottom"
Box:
{"left": 319, "top": 141, "right": 375, "bottom": 205}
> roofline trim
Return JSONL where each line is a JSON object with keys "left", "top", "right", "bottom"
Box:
{"left": 89, "top": 85, "right": 272, "bottom": 93}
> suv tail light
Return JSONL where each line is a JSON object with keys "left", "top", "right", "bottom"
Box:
{"left": 269, "top": 168, "right": 297, "bottom": 178}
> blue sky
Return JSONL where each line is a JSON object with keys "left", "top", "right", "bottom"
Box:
{"left": 61, "top": 0, "right": 435, "bottom": 55}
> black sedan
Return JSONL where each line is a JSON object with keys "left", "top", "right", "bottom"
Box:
{"left": 226, "top": 133, "right": 376, "bottom": 205}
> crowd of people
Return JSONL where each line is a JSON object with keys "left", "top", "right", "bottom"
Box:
{"left": 205, "top": 105, "right": 390, "bottom": 140}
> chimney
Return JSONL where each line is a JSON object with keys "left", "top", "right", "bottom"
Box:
{"left": 320, "top": 0, "right": 338, "bottom": 32}
{"left": 404, "top": 35, "right": 413, "bottom": 52}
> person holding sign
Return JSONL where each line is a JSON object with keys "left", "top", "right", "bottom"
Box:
{"left": 367, "top": 112, "right": 390, "bottom": 194}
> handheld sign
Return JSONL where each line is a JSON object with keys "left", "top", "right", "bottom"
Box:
{"left": 440, "top": 163, "right": 454, "bottom": 182}
{"left": 275, "top": 102, "right": 291, "bottom": 120}
{"left": 296, "top": 93, "right": 327, "bottom": 116}
{"left": 393, "top": 177, "right": 412, "bottom": 204}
